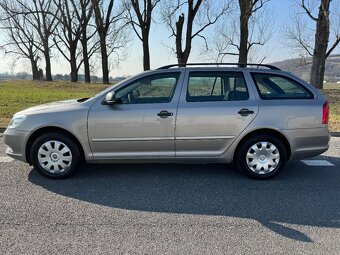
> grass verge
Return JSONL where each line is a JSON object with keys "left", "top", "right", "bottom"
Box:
{"left": 0, "top": 80, "right": 110, "bottom": 127}
{"left": 0, "top": 80, "right": 339, "bottom": 130}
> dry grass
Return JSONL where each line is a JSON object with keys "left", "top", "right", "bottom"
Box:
{"left": 323, "top": 83, "right": 340, "bottom": 131}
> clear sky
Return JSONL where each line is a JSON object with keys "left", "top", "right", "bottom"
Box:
{"left": 0, "top": 0, "right": 339, "bottom": 77}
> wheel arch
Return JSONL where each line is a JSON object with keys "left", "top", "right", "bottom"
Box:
{"left": 25, "top": 126, "right": 85, "bottom": 164}
{"left": 233, "top": 128, "right": 292, "bottom": 162}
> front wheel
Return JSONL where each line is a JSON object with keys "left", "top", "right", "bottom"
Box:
{"left": 30, "top": 133, "right": 82, "bottom": 179}
{"left": 236, "top": 135, "right": 287, "bottom": 179}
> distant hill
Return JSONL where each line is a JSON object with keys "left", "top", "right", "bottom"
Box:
{"left": 271, "top": 54, "right": 340, "bottom": 83}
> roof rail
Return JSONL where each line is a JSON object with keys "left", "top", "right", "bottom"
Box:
{"left": 157, "top": 63, "right": 281, "bottom": 70}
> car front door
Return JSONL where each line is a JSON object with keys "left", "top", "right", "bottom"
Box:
{"left": 88, "top": 71, "right": 184, "bottom": 159}
{"left": 175, "top": 70, "right": 258, "bottom": 157}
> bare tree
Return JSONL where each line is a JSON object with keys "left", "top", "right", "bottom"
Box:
{"left": 285, "top": 0, "right": 340, "bottom": 89}
{"left": 78, "top": 0, "right": 97, "bottom": 83}
{"left": 53, "top": 0, "right": 95, "bottom": 82}
{"left": 11, "top": 0, "right": 60, "bottom": 81}
{"left": 208, "top": 1, "right": 272, "bottom": 64}
{"left": 237, "top": 0, "right": 270, "bottom": 64}
{"left": 161, "top": 0, "right": 231, "bottom": 65}
{"left": 0, "top": 1, "right": 40, "bottom": 80}
{"left": 53, "top": 0, "right": 81, "bottom": 82}
{"left": 205, "top": 0, "right": 272, "bottom": 64}
{"left": 305, "top": 0, "right": 339, "bottom": 88}
{"left": 124, "top": 0, "right": 160, "bottom": 70}
{"left": 91, "top": 0, "right": 129, "bottom": 84}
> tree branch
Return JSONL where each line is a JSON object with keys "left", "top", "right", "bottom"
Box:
{"left": 326, "top": 35, "right": 340, "bottom": 58}
{"left": 300, "top": 0, "right": 318, "bottom": 21}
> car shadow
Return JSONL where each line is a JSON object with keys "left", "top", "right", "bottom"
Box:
{"left": 28, "top": 155, "right": 340, "bottom": 243}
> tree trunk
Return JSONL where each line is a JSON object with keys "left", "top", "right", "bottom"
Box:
{"left": 239, "top": 14, "right": 249, "bottom": 64}
{"left": 81, "top": 24, "right": 91, "bottom": 83}
{"left": 69, "top": 43, "right": 78, "bottom": 83}
{"left": 100, "top": 35, "right": 110, "bottom": 84}
{"left": 183, "top": 14, "right": 193, "bottom": 66}
{"left": 83, "top": 44, "right": 91, "bottom": 83}
{"left": 309, "top": 0, "right": 331, "bottom": 89}
{"left": 176, "top": 14, "right": 185, "bottom": 65}
{"left": 174, "top": 2, "right": 199, "bottom": 66}
{"left": 142, "top": 32, "right": 150, "bottom": 71}
{"left": 70, "top": 53, "right": 78, "bottom": 82}
{"left": 91, "top": 0, "right": 113, "bottom": 84}
{"left": 43, "top": 45, "right": 53, "bottom": 81}
{"left": 82, "top": 43, "right": 91, "bottom": 83}
{"left": 45, "top": 58, "right": 52, "bottom": 81}
{"left": 310, "top": 54, "right": 327, "bottom": 89}
{"left": 238, "top": 0, "right": 251, "bottom": 64}
{"left": 30, "top": 56, "right": 39, "bottom": 80}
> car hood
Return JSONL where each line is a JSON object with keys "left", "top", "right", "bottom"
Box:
{"left": 15, "top": 99, "right": 81, "bottom": 116}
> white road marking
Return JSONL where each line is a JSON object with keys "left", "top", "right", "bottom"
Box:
{"left": 0, "top": 157, "right": 14, "bottom": 163}
{"left": 301, "top": 160, "right": 335, "bottom": 166}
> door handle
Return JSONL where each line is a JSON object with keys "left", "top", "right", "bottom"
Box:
{"left": 238, "top": 108, "right": 254, "bottom": 116}
{"left": 157, "top": 110, "right": 173, "bottom": 118}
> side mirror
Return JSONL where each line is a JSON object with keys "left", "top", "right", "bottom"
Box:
{"left": 102, "top": 91, "right": 118, "bottom": 105}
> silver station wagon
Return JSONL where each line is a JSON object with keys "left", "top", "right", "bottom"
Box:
{"left": 4, "top": 63, "right": 330, "bottom": 179}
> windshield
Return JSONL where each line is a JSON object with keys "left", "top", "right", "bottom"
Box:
{"left": 91, "top": 78, "right": 129, "bottom": 99}
{"left": 91, "top": 71, "right": 156, "bottom": 100}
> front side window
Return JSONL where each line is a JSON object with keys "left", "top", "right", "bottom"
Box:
{"left": 252, "top": 73, "right": 313, "bottom": 99}
{"left": 186, "top": 72, "right": 249, "bottom": 102}
{"left": 116, "top": 73, "right": 180, "bottom": 104}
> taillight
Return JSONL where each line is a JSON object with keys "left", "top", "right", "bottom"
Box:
{"left": 322, "top": 101, "right": 329, "bottom": 124}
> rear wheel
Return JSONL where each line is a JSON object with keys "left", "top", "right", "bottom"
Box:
{"left": 30, "top": 133, "right": 82, "bottom": 179}
{"left": 236, "top": 134, "right": 287, "bottom": 179}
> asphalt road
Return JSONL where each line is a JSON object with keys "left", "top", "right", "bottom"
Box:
{"left": 0, "top": 137, "right": 339, "bottom": 255}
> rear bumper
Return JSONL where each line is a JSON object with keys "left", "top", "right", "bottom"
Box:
{"left": 284, "top": 127, "right": 330, "bottom": 160}
{"left": 3, "top": 128, "right": 30, "bottom": 162}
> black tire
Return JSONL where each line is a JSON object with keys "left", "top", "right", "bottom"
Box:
{"left": 30, "top": 132, "right": 82, "bottom": 179}
{"left": 235, "top": 134, "right": 287, "bottom": 179}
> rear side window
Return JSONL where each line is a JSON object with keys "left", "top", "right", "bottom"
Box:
{"left": 251, "top": 73, "right": 313, "bottom": 99}
{"left": 187, "top": 72, "right": 249, "bottom": 102}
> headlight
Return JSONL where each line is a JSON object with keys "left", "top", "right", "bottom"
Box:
{"left": 8, "top": 115, "right": 27, "bottom": 129}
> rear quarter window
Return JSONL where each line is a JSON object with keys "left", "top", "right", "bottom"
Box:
{"left": 251, "top": 73, "right": 313, "bottom": 99}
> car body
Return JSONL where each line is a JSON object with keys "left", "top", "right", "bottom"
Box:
{"left": 4, "top": 64, "right": 330, "bottom": 179}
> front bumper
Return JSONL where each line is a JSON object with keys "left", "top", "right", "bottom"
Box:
{"left": 3, "top": 128, "right": 30, "bottom": 162}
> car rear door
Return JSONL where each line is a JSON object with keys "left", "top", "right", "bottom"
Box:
{"left": 175, "top": 70, "right": 258, "bottom": 157}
